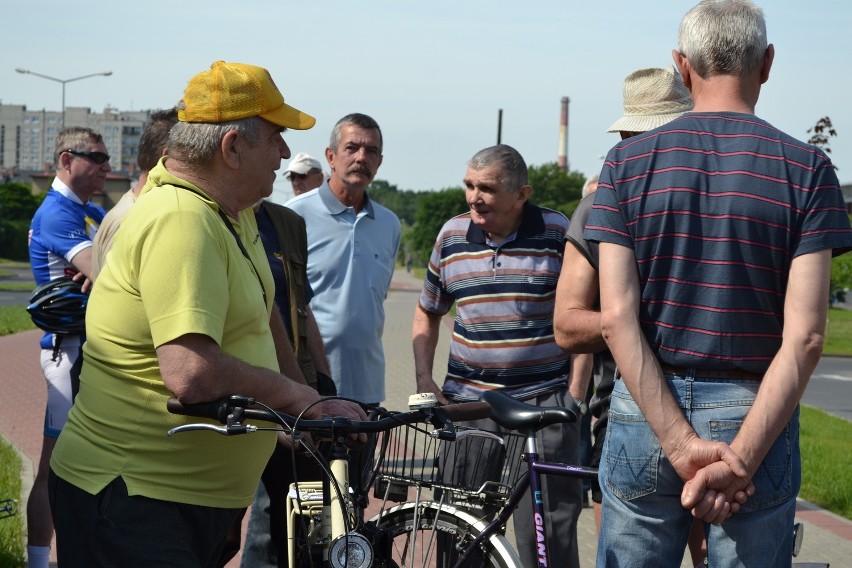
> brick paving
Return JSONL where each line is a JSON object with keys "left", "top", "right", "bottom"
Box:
{"left": 2, "top": 268, "right": 850, "bottom": 566}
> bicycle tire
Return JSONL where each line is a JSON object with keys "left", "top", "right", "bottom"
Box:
{"left": 370, "top": 501, "right": 521, "bottom": 568}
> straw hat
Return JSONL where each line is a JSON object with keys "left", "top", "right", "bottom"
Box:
{"left": 607, "top": 65, "right": 693, "bottom": 133}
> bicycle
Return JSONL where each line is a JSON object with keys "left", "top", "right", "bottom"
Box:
{"left": 167, "top": 390, "right": 591, "bottom": 568}
{"left": 167, "top": 393, "right": 506, "bottom": 568}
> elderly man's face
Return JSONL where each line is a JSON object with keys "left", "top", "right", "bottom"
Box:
{"left": 464, "top": 163, "right": 529, "bottom": 241}
{"left": 327, "top": 124, "right": 382, "bottom": 189}
{"left": 245, "top": 119, "right": 290, "bottom": 201}
{"left": 290, "top": 168, "right": 324, "bottom": 195}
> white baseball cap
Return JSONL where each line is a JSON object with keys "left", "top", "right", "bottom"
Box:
{"left": 285, "top": 152, "right": 322, "bottom": 177}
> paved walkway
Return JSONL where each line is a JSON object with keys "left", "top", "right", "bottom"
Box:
{"left": 1, "top": 267, "right": 851, "bottom": 566}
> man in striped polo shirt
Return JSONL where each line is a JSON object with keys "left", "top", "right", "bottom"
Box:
{"left": 413, "top": 144, "right": 585, "bottom": 568}
{"left": 586, "top": 1, "right": 852, "bottom": 566}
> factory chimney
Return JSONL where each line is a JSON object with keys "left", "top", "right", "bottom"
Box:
{"left": 558, "top": 96, "right": 569, "bottom": 170}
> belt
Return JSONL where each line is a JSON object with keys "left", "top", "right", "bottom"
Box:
{"left": 661, "top": 365, "right": 763, "bottom": 381}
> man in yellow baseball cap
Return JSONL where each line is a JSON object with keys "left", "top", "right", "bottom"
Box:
{"left": 48, "top": 61, "right": 367, "bottom": 566}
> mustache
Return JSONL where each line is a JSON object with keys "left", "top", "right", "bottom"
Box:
{"left": 348, "top": 165, "right": 372, "bottom": 175}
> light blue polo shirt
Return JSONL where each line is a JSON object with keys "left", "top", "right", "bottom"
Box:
{"left": 286, "top": 182, "right": 401, "bottom": 403}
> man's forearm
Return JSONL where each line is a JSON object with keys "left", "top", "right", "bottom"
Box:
{"left": 569, "top": 353, "right": 593, "bottom": 402}
{"left": 157, "top": 333, "right": 320, "bottom": 413}
{"left": 411, "top": 304, "right": 448, "bottom": 403}
{"left": 598, "top": 243, "right": 697, "bottom": 462}
{"left": 554, "top": 243, "right": 607, "bottom": 353}
{"left": 730, "top": 250, "right": 830, "bottom": 476}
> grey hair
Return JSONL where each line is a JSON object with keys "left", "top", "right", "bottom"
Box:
{"left": 168, "top": 104, "right": 263, "bottom": 166}
{"left": 54, "top": 127, "right": 104, "bottom": 165}
{"left": 329, "top": 113, "right": 383, "bottom": 152}
{"left": 678, "top": 0, "right": 767, "bottom": 79}
{"left": 582, "top": 174, "right": 599, "bottom": 198}
{"left": 468, "top": 144, "right": 528, "bottom": 192}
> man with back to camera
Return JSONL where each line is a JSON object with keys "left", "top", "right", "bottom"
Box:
{"left": 91, "top": 107, "right": 178, "bottom": 280}
{"left": 47, "top": 61, "right": 366, "bottom": 567}
{"left": 26, "top": 126, "right": 108, "bottom": 568}
{"left": 412, "top": 144, "right": 586, "bottom": 568}
{"left": 284, "top": 151, "right": 325, "bottom": 196}
{"left": 585, "top": 1, "right": 852, "bottom": 566}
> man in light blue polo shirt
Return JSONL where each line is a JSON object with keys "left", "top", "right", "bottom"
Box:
{"left": 286, "top": 113, "right": 400, "bottom": 405}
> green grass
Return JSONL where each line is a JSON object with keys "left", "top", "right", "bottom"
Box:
{"left": 0, "top": 283, "right": 32, "bottom": 293}
{"left": 0, "top": 437, "right": 24, "bottom": 568}
{"left": 0, "top": 261, "right": 29, "bottom": 269}
{"left": 800, "top": 405, "right": 852, "bottom": 519}
{"left": 825, "top": 308, "right": 852, "bottom": 356}
{"left": 0, "top": 307, "right": 34, "bottom": 337}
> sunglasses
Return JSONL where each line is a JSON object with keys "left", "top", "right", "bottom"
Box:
{"left": 289, "top": 173, "right": 308, "bottom": 180}
{"left": 65, "top": 149, "right": 111, "bottom": 165}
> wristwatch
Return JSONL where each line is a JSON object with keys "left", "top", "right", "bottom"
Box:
{"left": 572, "top": 396, "right": 588, "bottom": 416}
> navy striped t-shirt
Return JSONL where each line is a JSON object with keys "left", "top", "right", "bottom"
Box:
{"left": 585, "top": 112, "right": 852, "bottom": 374}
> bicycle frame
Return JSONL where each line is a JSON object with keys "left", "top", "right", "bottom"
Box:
{"left": 453, "top": 432, "right": 597, "bottom": 568}
{"left": 285, "top": 436, "right": 372, "bottom": 568}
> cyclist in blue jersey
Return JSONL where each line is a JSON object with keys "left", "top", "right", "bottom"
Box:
{"left": 26, "top": 126, "right": 108, "bottom": 568}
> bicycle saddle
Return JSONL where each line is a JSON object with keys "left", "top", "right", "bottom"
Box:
{"left": 480, "top": 390, "right": 578, "bottom": 433}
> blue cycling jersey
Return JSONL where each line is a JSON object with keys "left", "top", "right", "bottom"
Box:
{"left": 29, "top": 182, "right": 105, "bottom": 348}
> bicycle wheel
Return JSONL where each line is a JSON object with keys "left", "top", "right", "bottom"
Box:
{"left": 370, "top": 501, "right": 521, "bottom": 568}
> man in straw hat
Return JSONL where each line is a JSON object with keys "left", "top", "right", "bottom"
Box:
{"left": 48, "top": 61, "right": 366, "bottom": 566}
{"left": 554, "top": 63, "right": 694, "bottom": 533}
{"left": 586, "top": 1, "right": 852, "bottom": 566}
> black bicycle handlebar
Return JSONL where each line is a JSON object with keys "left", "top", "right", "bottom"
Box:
{"left": 166, "top": 396, "right": 491, "bottom": 439}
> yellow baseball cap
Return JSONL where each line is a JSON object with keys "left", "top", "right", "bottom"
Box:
{"left": 178, "top": 61, "right": 315, "bottom": 130}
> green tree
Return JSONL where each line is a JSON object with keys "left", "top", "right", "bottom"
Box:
{"left": 367, "top": 179, "right": 419, "bottom": 226}
{"left": 0, "top": 182, "right": 41, "bottom": 221}
{"left": 0, "top": 183, "right": 41, "bottom": 261}
{"left": 526, "top": 163, "right": 586, "bottom": 219}
{"left": 405, "top": 188, "right": 467, "bottom": 267}
{"left": 807, "top": 116, "right": 837, "bottom": 155}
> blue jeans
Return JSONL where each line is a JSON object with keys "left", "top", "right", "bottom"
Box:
{"left": 597, "top": 373, "right": 800, "bottom": 568}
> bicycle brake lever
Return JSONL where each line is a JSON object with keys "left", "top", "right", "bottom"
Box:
{"left": 452, "top": 429, "right": 505, "bottom": 444}
{"left": 167, "top": 423, "right": 258, "bottom": 436}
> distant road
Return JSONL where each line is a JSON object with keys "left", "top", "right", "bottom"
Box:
{"left": 804, "top": 355, "right": 852, "bottom": 422}
{"left": 0, "top": 290, "right": 30, "bottom": 307}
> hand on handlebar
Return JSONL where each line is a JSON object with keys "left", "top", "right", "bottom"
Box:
{"left": 306, "top": 398, "right": 369, "bottom": 444}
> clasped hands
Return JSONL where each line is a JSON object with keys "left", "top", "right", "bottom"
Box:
{"left": 671, "top": 434, "right": 755, "bottom": 525}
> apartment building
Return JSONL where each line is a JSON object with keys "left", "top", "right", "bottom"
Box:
{"left": 0, "top": 103, "right": 150, "bottom": 176}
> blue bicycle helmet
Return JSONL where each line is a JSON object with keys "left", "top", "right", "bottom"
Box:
{"left": 27, "top": 276, "right": 88, "bottom": 336}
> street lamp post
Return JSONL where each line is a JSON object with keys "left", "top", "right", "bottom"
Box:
{"left": 15, "top": 68, "right": 113, "bottom": 130}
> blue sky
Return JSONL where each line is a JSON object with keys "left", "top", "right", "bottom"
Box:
{"left": 4, "top": 1, "right": 850, "bottom": 203}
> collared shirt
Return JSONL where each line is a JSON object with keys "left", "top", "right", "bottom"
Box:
{"left": 286, "top": 181, "right": 401, "bottom": 403}
{"left": 51, "top": 160, "right": 277, "bottom": 508}
{"left": 419, "top": 203, "right": 571, "bottom": 397}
